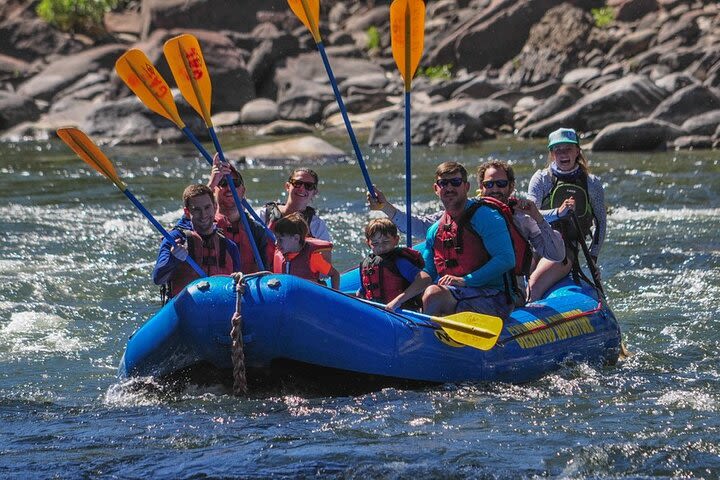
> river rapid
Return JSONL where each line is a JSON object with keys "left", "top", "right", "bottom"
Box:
{"left": 0, "top": 133, "right": 718, "bottom": 478}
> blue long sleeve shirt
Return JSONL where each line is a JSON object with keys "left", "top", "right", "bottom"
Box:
{"left": 422, "top": 200, "right": 515, "bottom": 291}
{"left": 152, "top": 217, "right": 241, "bottom": 285}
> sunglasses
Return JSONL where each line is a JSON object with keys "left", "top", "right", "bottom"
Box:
{"left": 481, "top": 179, "right": 510, "bottom": 189}
{"left": 436, "top": 178, "right": 464, "bottom": 188}
{"left": 289, "top": 180, "right": 317, "bottom": 191}
{"left": 218, "top": 178, "right": 242, "bottom": 188}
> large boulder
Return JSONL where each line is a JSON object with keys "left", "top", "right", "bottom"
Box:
{"left": 519, "top": 74, "right": 668, "bottom": 137}
{"left": 240, "top": 98, "right": 279, "bottom": 125}
{"left": 653, "top": 72, "right": 699, "bottom": 94}
{"left": 0, "top": 6, "right": 85, "bottom": 61}
{"left": 227, "top": 135, "right": 346, "bottom": 164}
{"left": 680, "top": 110, "right": 720, "bottom": 136}
{"left": 427, "top": 0, "right": 603, "bottom": 73}
{"left": 17, "top": 44, "right": 126, "bottom": 102}
{"left": 516, "top": 84, "right": 583, "bottom": 130}
{"left": 247, "top": 33, "right": 300, "bottom": 93}
{"left": 0, "top": 91, "right": 40, "bottom": 130}
{"left": 590, "top": 118, "right": 685, "bottom": 151}
{"left": 607, "top": 29, "right": 656, "bottom": 60}
{"left": 140, "top": 0, "right": 289, "bottom": 38}
{"left": 650, "top": 84, "right": 720, "bottom": 125}
{"left": 501, "top": 4, "right": 595, "bottom": 85}
{"left": 369, "top": 98, "right": 511, "bottom": 146}
{"left": 81, "top": 95, "right": 207, "bottom": 144}
{"left": 608, "top": 0, "right": 659, "bottom": 22}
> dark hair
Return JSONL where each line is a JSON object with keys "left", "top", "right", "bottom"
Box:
{"left": 365, "top": 218, "right": 399, "bottom": 239}
{"left": 287, "top": 168, "right": 319, "bottom": 185}
{"left": 272, "top": 212, "right": 309, "bottom": 240}
{"left": 182, "top": 184, "right": 215, "bottom": 209}
{"left": 476, "top": 160, "right": 515, "bottom": 186}
{"left": 435, "top": 161, "right": 467, "bottom": 182}
{"left": 218, "top": 164, "right": 244, "bottom": 187}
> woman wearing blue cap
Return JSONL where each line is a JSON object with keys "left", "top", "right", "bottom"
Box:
{"left": 526, "top": 128, "right": 606, "bottom": 301}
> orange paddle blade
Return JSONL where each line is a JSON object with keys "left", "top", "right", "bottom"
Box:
{"left": 287, "top": 0, "right": 321, "bottom": 42}
{"left": 390, "top": 0, "right": 425, "bottom": 91}
{"left": 56, "top": 127, "right": 126, "bottom": 191}
{"left": 163, "top": 34, "right": 213, "bottom": 125}
{"left": 115, "top": 49, "right": 184, "bottom": 128}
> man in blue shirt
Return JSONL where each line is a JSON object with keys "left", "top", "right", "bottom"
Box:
{"left": 421, "top": 162, "right": 516, "bottom": 318}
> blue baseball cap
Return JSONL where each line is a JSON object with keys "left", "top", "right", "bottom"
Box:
{"left": 547, "top": 128, "right": 579, "bottom": 149}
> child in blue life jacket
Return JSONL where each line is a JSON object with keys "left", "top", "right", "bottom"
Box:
{"left": 358, "top": 218, "right": 432, "bottom": 311}
{"left": 272, "top": 212, "right": 340, "bottom": 289}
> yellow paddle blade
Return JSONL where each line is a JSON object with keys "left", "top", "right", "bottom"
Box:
{"left": 390, "top": 0, "right": 425, "bottom": 91}
{"left": 431, "top": 311, "right": 503, "bottom": 351}
{"left": 115, "top": 49, "right": 185, "bottom": 128}
{"left": 287, "top": 0, "right": 321, "bottom": 42}
{"left": 56, "top": 127, "right": 126, "bottom": 191}
{"left": 163, "top": 34, "right": 213, "bottom": 126}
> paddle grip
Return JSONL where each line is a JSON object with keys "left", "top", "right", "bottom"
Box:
{"left": 123, "top": 189, "right": 207, "bottom": 277}
{"left": 404, "top": 92, "right": 412, "bottom": 248}
{"left": 316, "top": 42, "right": 376, "bottom": 199}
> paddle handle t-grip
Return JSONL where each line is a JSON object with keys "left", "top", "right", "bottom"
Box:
{"left": 122, "top": 189, "right": 207, "bottom": 277}
{"left": 316, "top": 42, "right": 375, "bottom": 199}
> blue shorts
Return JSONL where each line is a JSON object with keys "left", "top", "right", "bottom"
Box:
{"left": 448, "top": 286, "right": 514, "bottom": 318}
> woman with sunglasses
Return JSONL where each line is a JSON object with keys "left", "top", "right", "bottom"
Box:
{"left": 208, "top": 155, "right": 270, "bottom": 273}
{"left": 264, "top": 168, "right": 332, "bottom": 244}
{"left": 526, "top": 128, "right": 607, "bottom": 302}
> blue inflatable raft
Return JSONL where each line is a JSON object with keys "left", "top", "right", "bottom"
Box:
{"left": 119, "top": 271, "right": 622, "bottom": 386}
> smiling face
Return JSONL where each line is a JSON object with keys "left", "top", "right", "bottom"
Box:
{"left": 550, "top": 144, "right": 581, "bottom": 171}
{"left": 434, "top": 173, "right": 470, "bottom": 213}
{"left": 215, "top": 175, "right": 245, "bottom": 215}
{"left": 285, "top": 171, "right": 317, "bottom": 207}
{"left": 184, "top": 193, "right": 216, "bottom": 236}
{"left": 479, "top": 166, "right": 514, "bottom": 204}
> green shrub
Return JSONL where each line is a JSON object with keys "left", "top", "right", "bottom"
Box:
{"left": 366, "top": 26, "right": 380, "bottom": 51}
{"left": 418, "top": 64, "right": 453, "bottom": 80}
{"left": 36, "top": 0, "right": 121, "bottom": 34}
{"left": 591, "top": 7, "right": 615, "bottom": 28}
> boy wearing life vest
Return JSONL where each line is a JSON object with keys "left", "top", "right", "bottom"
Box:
{"left": 207, "top": 154, "right": 270, "bottom": 272}
{"left": 153, "top": 184, "right": 241, "bottom": 299}
{"left": 358, "top": 218, "right": 432, "bottom": 311}
{"left": 421, "top": 162, "right": 516, "bottom": 318}
{"left": 272, "top": 212, "right": 340, "bottom": 289}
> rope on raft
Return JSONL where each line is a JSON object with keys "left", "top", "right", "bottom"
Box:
{"left": 231, "top": 273, "right": 248, "bottom": 396}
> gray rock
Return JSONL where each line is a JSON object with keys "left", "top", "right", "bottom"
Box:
{"left": 654, "top": 72, "right": 699, "bottom": 94}
{"left": 680, "top": 110, "right": 720, "bottom": 136}
{"left": 322, "top": 92, "right": 391, "bottom": 117}
{"left": 590, "top": 118, "right": 686, "bottom": 151}
{"left": 339, "top": 73, "right": 389, "bottom": 94}
{"left": 17, "top": 44, "right": 125, "bottom": 102}
{"left": 240, "top": 98, "right": 279, "bottom": 125}
{"left": 369, "top": 108, "right": 489, "bottom": 146}
{"left": 247, "top": 34, "right": 300, "bottom": 90}
{"left": 562, "top": 68, "right": 601, "bottom": 86}
{"left": 519, "top": 74, "right": 668, "bottom": 137}
{"left": 81, "top": 96, "right": 206, "bottom": 145}
{"left": 257, "top": 120, "right": 313, "bottom": 136}
{"left": 343, "top": 6, "right": 390, "bottom": 33}
{"left": 228, "top": 135, "right": 346, "bottom": 164}
{"left": 276, "top": 78, "right": 334, "bottom": 124}
{"left": 451, "top": 77, "right": 503, "bottom": 99}
{"left": 0, "top": 91, "right": 40, "bottom": 130}
{"left": 610, "top": 0, "right": 659, "bottom": 22}
{"left": 656, "top": 10, "right": 702, "bottom": 45}
{"left": 607, "top": 29, "right": 656, "bottom": 59}
{"left": 517, "top": 85, "right": 583, "bottom": 130}
{"left": 671, "top": 135, "right": 714, "bottom": 149}
{"left": 650, "top": 84, "right": 720, "bottom": 125}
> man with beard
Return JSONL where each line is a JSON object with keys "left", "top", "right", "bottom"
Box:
{"left": 420, "top": 162, "right": 515, "bottom": 318}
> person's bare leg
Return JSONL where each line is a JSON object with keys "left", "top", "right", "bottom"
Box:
{"left": 422, "top": 285, "right": 458, "bottom": 316}
{"left": 527, "top": 257, "right": 573, "bottom": 302}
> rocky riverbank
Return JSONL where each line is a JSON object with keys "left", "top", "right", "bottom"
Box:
{"left": 1, "top": 0, "right": 719, "bottom": 152}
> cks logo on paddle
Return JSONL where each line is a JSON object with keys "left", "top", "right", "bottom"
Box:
{"left": 184, "top": 48, "right": 204, "bottom": 81}
{"left": 141, "top": 63, "right": 169, "bottom": 97}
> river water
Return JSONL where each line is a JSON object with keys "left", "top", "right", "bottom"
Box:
{"left": 0, "top": 132, "right": 718, "bottom": 478}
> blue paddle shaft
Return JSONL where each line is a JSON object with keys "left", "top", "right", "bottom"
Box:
{"left": 316, "top": 42, "right": 375, "bottom": 199}
{"left": 207, "top": 126, "right": 266, "bottom": 271}
{"left": 405, "top": 91, "right": 412, "bottom": 248}
{"left": 122, "top": 189, "right": 207, "bottom": 277}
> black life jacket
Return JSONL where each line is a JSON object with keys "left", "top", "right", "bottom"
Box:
{"left": 541, "top": 171, "right": 594, "bottom": 243}
{"left": 265, "top": 202, "right": 316, "bottom": 236}
{"left": 360, "top": 248, "right": 425, "bottom": 308}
